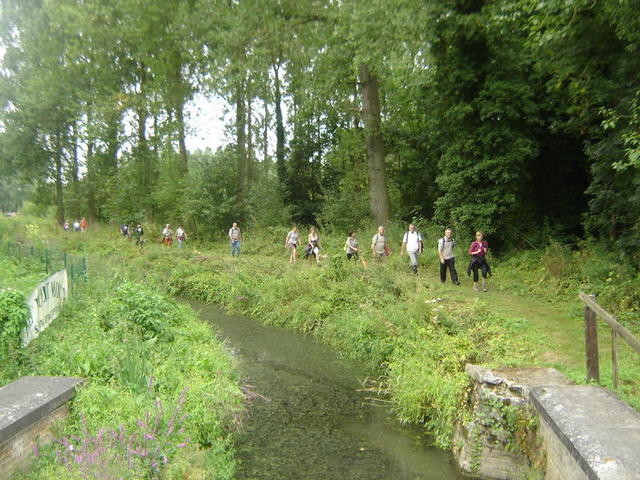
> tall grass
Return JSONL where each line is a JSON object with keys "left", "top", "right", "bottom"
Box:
{"left": 3, "top": 214, "right": 640, "bottom": 447}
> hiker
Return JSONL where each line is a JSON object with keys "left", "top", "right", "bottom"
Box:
{"left": 305, "top": 227, "right": 321, "bottom": 265}
{"left": 176, "top": 226, "right": 187, "bottom": 249}
{"left": 73, "top": 220, "right": 80, "bottom": 232}
{"left": 400, "top": 223, "right": 423, "bottom": 274}
{"left": 228, "top": 222, "right": 241, "bottom": 257}
{"left": 345, "top": 231, "right": 359, "bottom": 261}
{"left": 63, "top": 220, "right": 69, "bottom": 232}
{"left": 161, "top": 224, "right": 173, "bottom": 246}
{"left": 467, "top": 231, "right": 491, "bottom": 292}
{"left": 120, "top": 223, "right": 129, "bottom": 239}
{"left": 438, "top": 228, "right": 460, "bottom": 285}
{"left": 133, "top": 224, "right": 144, "bottom": 247}
{"left": 371, "top": 226, "right": 389, "bottom": 261}
{"left": 285, "top": 226, "right": 300, "bottom": 264}
{"left": 79, "top": 217, "right": 88, "bottom": 232}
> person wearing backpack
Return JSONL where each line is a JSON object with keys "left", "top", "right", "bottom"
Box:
{"left": 400, "top": 224, "right": 423, "bottom": 274}
{"left": 133, "top": 224, "right": 144, "bottom": 247}
{"left": 438, "top": 228, "right": 460, "bottom": 285}
{"left": 371, "top": 226, "right": 389, "bottom": 261}
{"left": 229, "top": 222, "right": 242, "bottom": 257}
{"left": 467, "top": 230, "right": 491, "bottom": 292}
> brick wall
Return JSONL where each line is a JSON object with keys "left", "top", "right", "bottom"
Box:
{"left": 0, "top": 404, "right": 68, "bottom": 480}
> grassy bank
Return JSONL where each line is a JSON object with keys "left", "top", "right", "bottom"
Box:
{"left": 0, "top": 249, "right": 243, "bottom": 479}
{"left": 2, "top": 216, "right": 639, "bottom": 450}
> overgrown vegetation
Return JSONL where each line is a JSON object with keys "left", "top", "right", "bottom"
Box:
{"left": 0, "top": 248, "right": 243, "bottom": 479}
{"left": 3, "top": 211, "right": 640, "bottom": 457}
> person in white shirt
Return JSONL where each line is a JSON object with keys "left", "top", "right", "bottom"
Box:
{"left": 176, "top": 226, "right": 186, "bottom": 249}
{"left": 400, "top": 224, "right": 423, "bottom": 274}
{"left": 438, "top": 228, "right": 460, "bottom": 285}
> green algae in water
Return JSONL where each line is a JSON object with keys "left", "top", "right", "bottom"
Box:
{"left": 196, "top": 304, "right": 466, "bottom": 480}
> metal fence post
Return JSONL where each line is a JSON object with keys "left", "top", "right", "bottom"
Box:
{"left": 611, "top": 330, "right": 619, "bottom": 389}
{"left": 44, "top": 248, "right": 49, "bottom": 275}
{"left": 584, "top": 294, "right": 600, "bottom": 383}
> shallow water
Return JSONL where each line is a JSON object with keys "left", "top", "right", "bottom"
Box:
{"left": 195, "top": 303, "right": 467, "bottom": 480}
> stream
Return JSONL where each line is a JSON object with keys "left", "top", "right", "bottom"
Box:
{"left": 195, "top": 303, "right": 467, "bottom": 480}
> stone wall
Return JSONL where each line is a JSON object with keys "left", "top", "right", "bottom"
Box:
{"left": 0, "top": 404, "right": 68, "bottom": 479}
{"left": 0, "top": 376, "right": 83, "bottom": 480}
{"left": 454, "top": 365, "right": 640, "bottom": 480}
{"left": 452, "top": 364, "right": 572, "bottom": 479}
{"left": 530, "top": 385, "right": 640, "bottom": 480}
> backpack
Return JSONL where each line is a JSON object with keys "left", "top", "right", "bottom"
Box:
{"left": 373, "top": 234, "right": 391, "bottom": 256}
{"left": 403, "top": 231, "right": 423, "bottom": 253}
{"left": 438, "top": 237, "right": 455, "bottom": 250}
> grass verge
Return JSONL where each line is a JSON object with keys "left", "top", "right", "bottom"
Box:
{"left": 0, "top": 249, "right": 243, "bottom": 479}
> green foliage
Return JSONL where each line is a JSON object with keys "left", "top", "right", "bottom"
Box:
{"left": 0, "top": 287, "right": 28, "bottom": 365}
{"left": 0, "top": 244, "right": 242, "bottom": 478}
{"left": 1, "top": 0, "right": 639, "bottom": 265}
{"left": 180, "top": 149, "right": 240, "bottom": 238}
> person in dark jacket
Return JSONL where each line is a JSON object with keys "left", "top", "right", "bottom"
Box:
{"left": 467, "top": 231, "right": 491, "bottom": 291}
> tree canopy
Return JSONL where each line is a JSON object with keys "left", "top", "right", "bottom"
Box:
{"left": 1, "top": 0, "right": 639, "bottom": 261}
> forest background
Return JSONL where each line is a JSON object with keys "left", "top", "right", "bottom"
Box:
{"left": 1, "top": 0, "right": 639, "bottom": 263}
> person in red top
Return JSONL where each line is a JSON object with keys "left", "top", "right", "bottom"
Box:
{"left": 467, "top": 231, "right": 491, "bottom": 292}
{"left": 79, "top": 217, "right": 88, "bottom": 232}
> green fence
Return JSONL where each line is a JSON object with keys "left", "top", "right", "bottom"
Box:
{"left": 0, "top": 239, "right": 87, "bottom": 288}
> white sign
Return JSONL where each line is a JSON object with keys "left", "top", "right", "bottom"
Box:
{"left": 21, "top": 270, "right": 68, "bottom": 346}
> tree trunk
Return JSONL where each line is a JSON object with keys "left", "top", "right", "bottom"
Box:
{"left": 176, "top": 99, "right": 188, "bottom": 173}
{"left": 247, "top": 94, "right": 254, "bottom": 184}
{"left": 71, "top": 123, "right": 79, "bottom": 183}
{"left": 236, "top": 79, "right": 249, "bottom": 204}
{"left": 86, "top": 138, "right": 97, "bottom": 221}
{"left": 171, "top": 52, "right": 188, "bottom": 174}
{"left": 105, "top": 110, "right": 119, "bottom": 171}
{"left": 54, "top": 133, "right": 65, "bottom": 226}
{"left": 137, "top": 63, "right": 152, "bottom": 187}
{"left": 263, "top": 100, "right": 270, "bottom": 163}
{"left": 358, "top": 64, "right": 390, "bottom": 226}
{"left": 273, "top": 63, "right": 286, "bottom": 186}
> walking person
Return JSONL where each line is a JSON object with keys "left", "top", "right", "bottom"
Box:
{"left": 120, "top": 223, "right": 129, "bottom": 239}
{"left": 79, "top": 217, "right": 88, "bottom": 232}
{"left": 73, "top": 219, "right": 80, "bottom": 232}
{"left": 371, "top": 226, "right": 389, "bottom": 261}
{"left": 438, "top": 228, "right": 460, "bottom": 285}
{"left": 229, "top": 222, "right": 242, "bottom": 257}
{"left": 285, "top": 226, "right": 300, "bottom": 264}
{"left": 467, "top": 231, "right": 491, "bottom": 291}
{"left": 161, "top": 224, "right": 173, "bottom": 247}
{"left": 176, "top": 226, "right": 187, "bottom": 249}
{"left": 400, "top": 224, "right": 423, "bottom": 274}
{"left": 345, "top": 231, "right": 359, "bottom": 261}
{"left": 305, "top": 227, "right": 321, "bottom": 265}
{"left": 133, "top": 224, "right": 144, "bottom": 247}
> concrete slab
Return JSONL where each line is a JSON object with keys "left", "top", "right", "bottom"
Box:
{"left": 0, "top": 376, "right": 83, "bottom": 444}
{"left": 530, "top": 385, "right": 640, "bottom": 480}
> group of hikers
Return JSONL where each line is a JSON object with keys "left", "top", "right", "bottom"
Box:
{"left": 63, "top": 217, "right": 88, "bottom": 233}
{"left": 118, "top": 222, "right": 243, "bottom": 256}
{"left": 286, "top": 224, "right": 491, "bottom": 292}
{"left": 110, "top": 219, "right": 490, "bottom": 291}
{"left": 119, "top": 223, "right": 146, "bottom": 246}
